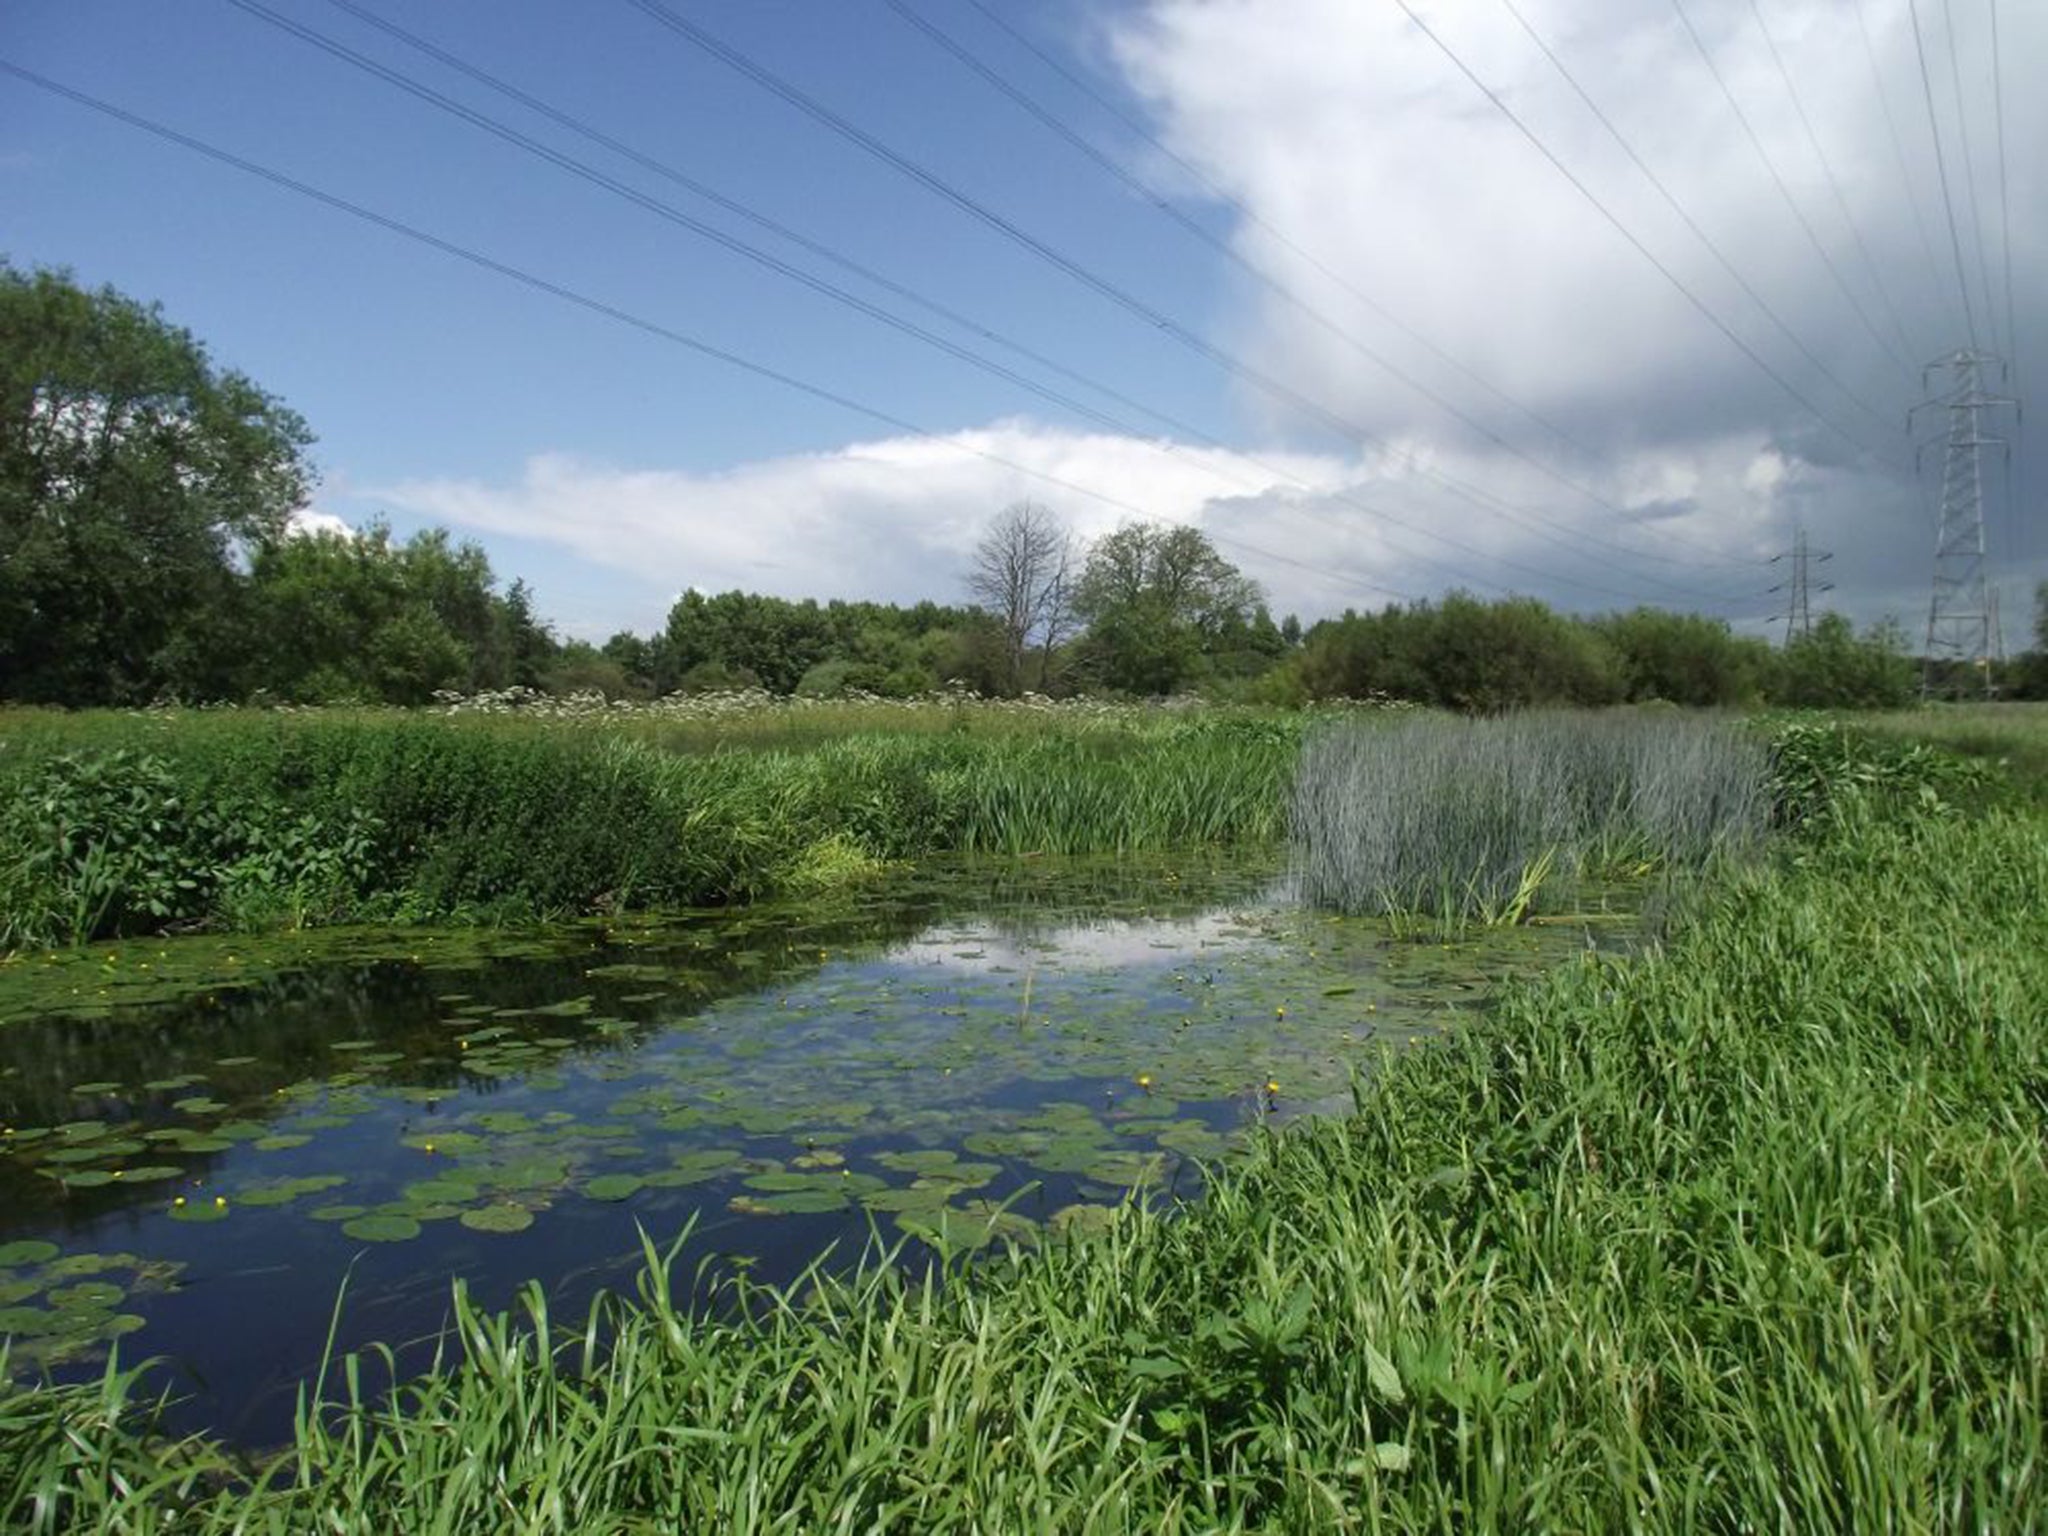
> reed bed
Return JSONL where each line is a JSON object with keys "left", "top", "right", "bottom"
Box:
{"left": 1291, "top": 711, "right": 1771, "bottom": 921}
{"left": 5, "top": 766, "right": 2042, "bottom": 1531}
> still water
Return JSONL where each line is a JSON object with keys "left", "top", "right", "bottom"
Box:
{"left": 0, "top": 853, "right": 1596, "bottom": 1441}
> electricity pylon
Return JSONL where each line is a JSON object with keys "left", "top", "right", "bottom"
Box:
{"left": 1912, "top": 350, "right": 2015, "bottom": 698}
{"left": 1769, "top": 525, "right": 1831, "bottom": 644}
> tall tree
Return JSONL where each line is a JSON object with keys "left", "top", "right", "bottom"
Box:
{"left": 1071, "top": 522, "right": 1262, "bottom": 695}
{"left": 966, "top": 501, "right": 1074, "bottom": 693}
{"left": 0, "top": 263, "right": 314, "bottom": 703}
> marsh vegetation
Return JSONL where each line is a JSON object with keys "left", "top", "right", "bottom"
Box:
{"left": 0, "top": 701, "right": 2042, "bottom": 1531}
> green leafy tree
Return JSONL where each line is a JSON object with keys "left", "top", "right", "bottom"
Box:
{"left": 1, "top": 263, "right": 315, "bottom": 702}
{"left": 1596, "top": 607, "right": 1770, "bottom": 706}
{"left": 1769, "top": 612, "right": 1916, "bottom": 708}
{"left": 244, "top": 520, "right": 549, "bottom": 703}
{"left": 1072, "top": 523, "right": 1263, "bottom": 694}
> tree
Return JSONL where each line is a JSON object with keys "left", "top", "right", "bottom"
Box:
{"left": 1769, "top": 612, "right": 1915, "bottom": 708}
{"left": 966, "top": 501, "right": 1074, "bottom": 694}
{"left": 1, "top": 263, "right": 315, "bottom": 703}
{"left": 1071, "top": 522, "right": 1263, "bottom": 694}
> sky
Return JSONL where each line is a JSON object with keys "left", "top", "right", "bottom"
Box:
{"left": 4, "top": 0, "right": 2041, "bottom": 646}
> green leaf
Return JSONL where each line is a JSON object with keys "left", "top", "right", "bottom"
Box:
{"left": 460, "top": 1205, "right": 534, "bottom": 1234}
{"left": 1363, "top": 1342, "right": 1405, "bottom": 1404}
{"left": 341, "top": 1214, "right": 420, "bottom": 1243}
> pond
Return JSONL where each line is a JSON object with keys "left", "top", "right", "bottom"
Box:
{"left": 0, "top": 852, "right": 1612, "bottom": 1443}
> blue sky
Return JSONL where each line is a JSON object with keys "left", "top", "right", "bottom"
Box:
{"left": 5, "top": 0, "right": 2040, "bottom": 645}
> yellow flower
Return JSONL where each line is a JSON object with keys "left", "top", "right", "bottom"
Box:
{"left": 1265, "top": 1079, "right": 1280, "bottom": 1096}
{"left": 1135, "top": 1073, "right": 1154, "bottom": 1090}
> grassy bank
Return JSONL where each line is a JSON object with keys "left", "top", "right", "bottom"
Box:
{"left": 0, "top": 708, "right": 1300, "bottom": 947}
{"left": 5, "top": 751, "right": 2041, "bottom": 1529}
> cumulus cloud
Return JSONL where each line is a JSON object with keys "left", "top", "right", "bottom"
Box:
{"left": 374, "top": 413, "right": 1832, "bottom": 630}
{"left": 1104, "top": 0, "right": 2043, "bottom": 624}
{"left": 382, "top": 0, "right": 2040, "bottom": 637}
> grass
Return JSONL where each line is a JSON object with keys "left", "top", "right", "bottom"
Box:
{"left": 1858, "top": 699, "right": 2048, "bottom": 803}
{"left": 0, "top": 708, "right": 1302, "bottom": 947}
{"left": 3, "top": 736, "right": 2041, "bottom": 1530}
{"left": 1291, "top": 710, "right": 1771, "bottom": 923}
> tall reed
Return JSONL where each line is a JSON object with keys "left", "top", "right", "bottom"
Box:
{"left": 1291, "top": 710, "right": 1770, "bottom": 920}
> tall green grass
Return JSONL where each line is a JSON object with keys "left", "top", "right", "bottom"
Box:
{"left": 5, "top": 763, "right": 2041, "bottom": 1531}
{"left": 0, "top": 713, "right": 1298, "bottom": 946}
{"left": 1292, "top": 710, "right": 1771, "bottom": 921}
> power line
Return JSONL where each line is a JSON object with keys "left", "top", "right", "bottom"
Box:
{"left": 1388, "top": 0, "right": 1908, "bottom": 477}
{"left": 240, "top": 0, "right": 1761, "bottom": 609}
{"left": 615, "top": 0, "right": 1768, "bottom": 606}
{"left": 1668, "top": 0, "right": 1914, "bottom": 380}
{"left": 1908, "top": 0, "right": 1981, "bottom": 349}
{"left": 962, "top": 0, "right": 1676, "bottom": 517}
{"left": 1989, "top": 0, "right": 2015, "bottom": 368}
{"left": 319, "top": 0, "right": 1751, "bottom": 594}
{"left": 880, "top": 0, "right": 1754, "bottom": 581}
{"left": 1988, "top": 0, "right": 2021, "bottom": 569}
{"left": 1938, "top": 0, "right": 2000, "bottom": 344}
{"left": 1497, "top": 0, "right": 1903, "bottom": 435}
{"left": 1742, "top": 0, "right": 1923, "bottom": 367}
{"left": 0, "top": 57, "right": 1404, "bottom": 611}
{"left": 1849, "top": 0, "right": 1965, "bottom": 351}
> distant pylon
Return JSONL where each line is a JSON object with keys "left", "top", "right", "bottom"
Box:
{"left": 1913, "top": 350, "right": 2014, "bottom": 697}
{"left": 1769, "top": 525, "right": 1831, "bottom": 644}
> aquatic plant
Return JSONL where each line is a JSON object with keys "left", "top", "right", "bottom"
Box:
{"left": 1291, "top": 710, "right": 1771, "bottom": 921}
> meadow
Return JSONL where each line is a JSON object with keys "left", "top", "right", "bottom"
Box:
{"left": 1, "top": 707, "right": 2040, "bottom": 1531}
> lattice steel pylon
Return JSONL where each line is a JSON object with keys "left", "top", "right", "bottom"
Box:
{"left": 1912, "top": 350, "right": 2014, "bottom": 697}
{"left": 1770, "top": 525, "right": 1832, "bottom": 644}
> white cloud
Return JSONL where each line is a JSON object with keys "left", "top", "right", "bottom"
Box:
{"left": 373, "top": 415, "right": 1823, "bottom": 629}
{"left": 1098, "top": 0, "right": 2044, "bottom": 619}
{"left": 286, "top": 507, "right": 355, "bottom": 540}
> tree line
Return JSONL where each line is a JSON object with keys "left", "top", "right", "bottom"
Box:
{"left": 7, "top": 261, "right": 2045, "bottom": 711}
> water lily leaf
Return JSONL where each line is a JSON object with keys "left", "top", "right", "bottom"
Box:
{"left": 111, "top": 1165, "right": 183, "bottom": 1183}
{"left": 307, "top": 1204, "right": 367, "bottom": 1222}
{"left": 0, "top": 1240, "right": 59, "bottom": 1267}
{"left": 70, "top": 1082, "right": 121, "bottom": 1095}
{"left": 403, "top": 1178, "right": 479, "bottom": 1205}
{"left": 341, "top": 1214, "right": 419, "bottom": 1243}
{"left": 171, "top": 1097, "right": 226, "bottom": 1115}
{"left": 47, "top": 1281, "right": 123, "bottom": 1311}
{"left": 734, "top": 1188, "right": 847, "bottom": 1215}
{"left": 460, "top": 1205, "right": 534, "bottom": 1234}
{"left": 169, "top": 1201, "right": 229, "bottom": 1224}
{"left": 254, "top": 1135, "right": 311, "bottom": 1152}
{"left": 584, "top": 1174, "right": 643, "bottom": 1202}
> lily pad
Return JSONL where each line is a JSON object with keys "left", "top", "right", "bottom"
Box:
{"left": 460, "top": 1205, "right": 534, "bottom": 1234}
{"left": 583, "top": 1174, "right": 644, "bottom": 1202}
{"left": 0, "top": 1240, "right": 59, "bottom": 1267}
{"left": 341, "top": 1214, "right": 420, "bottom": 1243}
